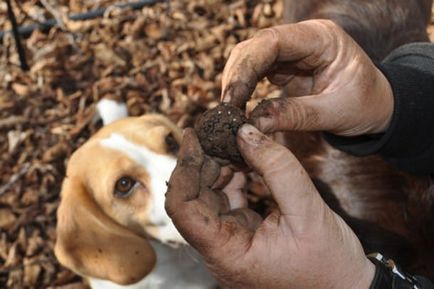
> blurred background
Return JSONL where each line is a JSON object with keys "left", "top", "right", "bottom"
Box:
{"left": 0, "top": 1, "right": 433, "bottom": 288}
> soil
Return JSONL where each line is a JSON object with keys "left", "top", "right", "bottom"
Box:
{"left": 195, "top": 103, "right": 247, "bottom": 163}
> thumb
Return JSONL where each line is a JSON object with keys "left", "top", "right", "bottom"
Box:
{"left": 237, "top": 124, "right": 328, "bottom": 230}
{"left": 250, "top": 96, "right": 334, "bottom": 133}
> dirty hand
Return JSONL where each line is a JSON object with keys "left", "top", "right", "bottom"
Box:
{"left": 221, "top": 20, "right": 393, "bottom": 136}
{"left": 165, "top": 125, "right": 375, "bottom": 289}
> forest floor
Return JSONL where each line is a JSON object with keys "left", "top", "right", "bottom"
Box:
{"left": 0, "top": 1, "right": 433, "bottom": 288}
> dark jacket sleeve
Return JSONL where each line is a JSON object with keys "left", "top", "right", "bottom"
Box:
{"left": 324, "top": 43, "right": 434, "bottom": 175}
{"left": 417, "top": 276, "right": 434, "bottom": 289}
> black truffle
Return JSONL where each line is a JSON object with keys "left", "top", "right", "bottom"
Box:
{"left": 195, "top": 103, "right": 247, "bottom": 163}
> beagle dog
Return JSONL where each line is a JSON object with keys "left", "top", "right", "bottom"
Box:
{"left": 55, "top": 101, "right": 217, "bottom": 289}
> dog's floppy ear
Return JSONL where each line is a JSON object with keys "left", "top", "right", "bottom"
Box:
{"left": 55, "top": 178, "right": 156, "bottom": 285}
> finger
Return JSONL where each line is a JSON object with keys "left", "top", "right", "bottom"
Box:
{"left": 165, "top": 129, "right": 223, "bottom": 246}
{"left": 200, "top": 156, "right": 221, "bottom": 190}
{"left": 237, "top": 124, "right": 326, "bottom": 229}
{"left": 265, "top": 62, "right": 298, "bottom": 86}
{"left": 212, "top": 166, "right": 234, "bottom": 190}
{"left": 222, "top": 172, "right": 248, "bottom": 209}
{"left": 267, "top": 66, "right": 313, "bottom": 95}
{"left": 198, "top": 157, "right": 232, "bottom": 213}
{"left": 165, "top": 129, "right": 255, "bottom": 252}
{"left": 247, "top": 172, "right": 272, "bottom": 197}
{"left": 266, "top": 73, "right": 293, "bottom": 86}
{"left": 221, "top": 20, "right": 337, "bottom": 107}
{"left": 281, "top": 74, "right": 314, "bottom": 97}
{"left": 250, "top": 96, "right": 332, "bottom": 133}
{"left": 220, "top": 30, "right": 278, "bottom": 107}
{"left": 198, "top": 189, "right": 231, "bottom": 215}
{"left": 166, "top": 128, "right": 203, "bottom": 208}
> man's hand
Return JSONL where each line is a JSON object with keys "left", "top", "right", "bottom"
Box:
{"left": 165, "top": 125, "right": 375, "bottom": 289}
{"left": 222, "top": 20, "right": 394, "bottom": 137}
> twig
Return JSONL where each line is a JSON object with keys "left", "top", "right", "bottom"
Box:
{"left": 0, "top": 115, "right": 27, "bottom": 128}
{"left": 0, "top": 163, "right": 31, "bottom": 196}
{"left": 39, "top": 0, "right": 67, "bottom": 31}
{"left": 5, "top": 0, "right": 29, "bottom": 71}
{"left": 14, "top": 0, "right": 45, "bottom": 26}
{"left": 0, "top": 256, "right": 57, "bottom": 274}
{"left": 0, "top": 0, "right": 162, "bottom": 40}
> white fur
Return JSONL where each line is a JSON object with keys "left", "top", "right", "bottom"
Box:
{"left": 97, "top": 133, "right": 217, "bottom": 289}
{"left": 100, "top": 133, "right": 185, "bottom": 244}
{"left": 96, "top": 99, "right": 128, "bottom": 126}
{"left": 88, "top": 241, "right": 217, "bottom": 289}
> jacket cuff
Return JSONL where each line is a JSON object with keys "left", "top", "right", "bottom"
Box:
{"left": 324, "top": 62, "right": 434, "bottom": 174}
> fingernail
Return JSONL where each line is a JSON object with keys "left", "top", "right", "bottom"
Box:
{"left": 238, "top": 123, "right": 257, "bottom": 135}
{"left": 238, "top": 124, "right": 265, "bottom": 147}
{"left": 221, "top": 93, "right": 231, "bottom": 103}
{"left": 182, "top": 127, "right": 192, "bottom": 138}
{"left": 179, "top": 128, "right": 202, "bottom": 164}
{"left": 254, "top": 117, "right": 273, "bottom": 133}
{"left": 221, "top": 87, "right": 231, "bottom": 103}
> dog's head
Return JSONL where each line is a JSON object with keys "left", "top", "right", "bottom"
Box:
{"left": 54, "top": 114, "right": 183, "bottom": 285}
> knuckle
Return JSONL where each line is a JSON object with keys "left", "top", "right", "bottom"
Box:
{"left": 255, "top": 27, "right": 280, "bottom": 50}
{"left": 179, "top": 154, "right": 202, "bottom": 168}
{"left": 280, "top": 98, "right": 320, "bottom": 130}
{"left": 231, "top": 40, "right": 248, "bottom": 54}
{"left": 252, "top": 97, "right": 322, "bottom": 131}
{"left": 306, "top": 19, "right": 339, "bottom": 38}
{"left": 164, "top": 200, "right": 176, "bottom": 217}
{"left": 309, "top": 19, "right": 341, "bottom": 34}
{"left": 317, "top": 19, "right": 339, "bottom": 29}
{"left": 230, "top": 43, "right": 241, "bottom": 55}
{"left": 251, "top": 98, "right": 277, "bottom": 119}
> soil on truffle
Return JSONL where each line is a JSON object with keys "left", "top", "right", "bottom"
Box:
{"left": 195, "top": 103, "right": 247, "bottom": 163}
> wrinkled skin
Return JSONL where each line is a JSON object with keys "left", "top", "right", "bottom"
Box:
{"left": 221, "top": 20, "right": 393, "bottom": 137}
{"left": 164, "top": 19, "right": 396, "bottom": 289}
{"left": 165, "top": 126, "right": 374, "bottom": 289}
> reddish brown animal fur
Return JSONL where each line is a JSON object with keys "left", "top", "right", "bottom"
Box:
{"left": 279, "top": 0, "right": 434, "bottom": 278}
{"left": 283, "top": 0, "right": 432, "bottom": 60}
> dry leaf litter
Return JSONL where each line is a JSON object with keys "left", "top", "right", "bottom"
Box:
{"left": 0, "top": 0, "right": 433, "bottom": 288}
{"left": 0, "top": 0, "right": 283, "bottom": 288}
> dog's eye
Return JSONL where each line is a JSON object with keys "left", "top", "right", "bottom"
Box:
{"left": 114, "top": 176, "right": 136, "bottom": 197}
{"left": 165, "top": 132, "right": 179, "bottom": 154}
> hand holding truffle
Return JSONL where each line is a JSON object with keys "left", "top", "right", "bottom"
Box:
{"left": 165, "top": 125, "right": 375, "bottom": 289}
{"left": 221, "top": 20, "right": 394, "bottom": 137}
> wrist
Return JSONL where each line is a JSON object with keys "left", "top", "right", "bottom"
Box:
{"left": 353, "top": 258, "right": 376, "bottom": 289}
{"left": 330, "top": 256, "right": 375, "bottom": 289}
{"left": 338, "top": 257, "right": 375, "bottom": 289}
{"left": 370, "top": 68, "right": 394, "bottom": 134}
